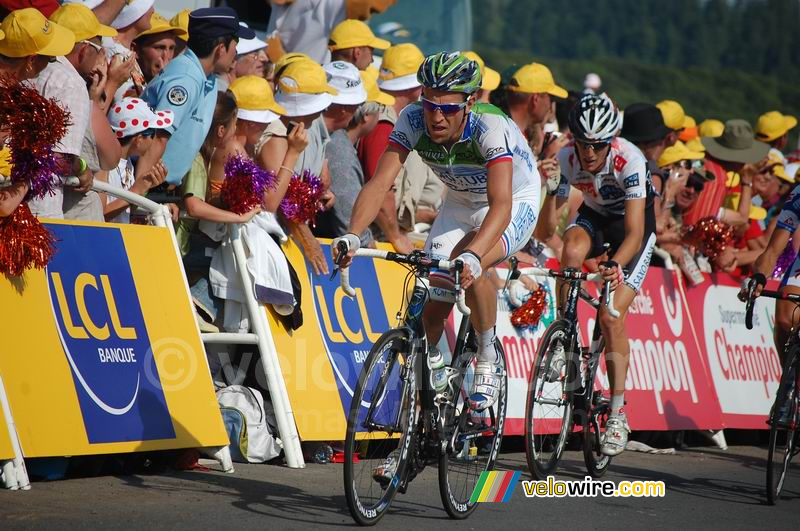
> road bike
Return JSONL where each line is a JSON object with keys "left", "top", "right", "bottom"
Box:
{"left": 744, "top": 285, "right": 800, "bottom": 505}
{"left": 337, "top": 246, "right": 507, "bottom": 525}
{"left": 523, "top": 266, "right": 618, "bottom": 479}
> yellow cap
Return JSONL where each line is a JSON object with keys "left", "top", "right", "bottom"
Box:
{"left": 360, "top": 69, "right": 394, "bottom": 106}
{"left": 656, "top": 100, "right": 686, "bottom": 131}
{"left": 678, "top": 115, "right": 698, "bottom": 142}
{"left": 0, "top": 8, "right": 75, "bottom": 58}
{"left": 658, "top": 140, "right": 705, "bottom": 168}
{"left": 137, "top": 12, "right": 187, "bottom": 39}
{"left": 378, "top": 43, "right": 424, "bottom": 91}
{"left": 169, "top": 9, "right": 190, "bottom": 42}
{"left": 765, "top": 150, "right": 792, "bottom": 183}
{"left": 726, "top": 192, "right": 767, "bottom": 221}
{"left": 685, "top": 137, "right": 706, "bottom": 152}
{"left": 755, "top": 111, "right": 798, "bottom": 142}
{"left": 49, "top": 4, "right": 116, "bottom": 42}
{"left": 328, "top": 19, "right": 390, "bottom": 51}
{"left": 273, "top": 52, "right": 313, "bottom": 75}
{"left": 462, "top": 51, "right": 500, "bottom": 92}
{"left": 507, "top": 63, "right": 567, "bottom": 98}
{"left": 230, "top": 75, "right": 286, "bottom": 123}
{"left": 277, "top": 60, "right": 338, "bottom": 95}
{"left": 0, "top": 146, "right": 11, "bottom": 178}
{"left": 698, "top": 118, "right": 724, "bottom": 138}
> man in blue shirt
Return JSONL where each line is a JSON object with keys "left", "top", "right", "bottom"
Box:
{"left": 141, "top": 7, "right": 254, "bottom": 185}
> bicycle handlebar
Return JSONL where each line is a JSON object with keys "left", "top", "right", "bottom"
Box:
{"left": 524, "top": 267, "right": 620, "bottom": 319}
{"left": 337, "top": 246, "right": 471, "bottom": 316}
{"left": 744, "top": 287, "right": 800, "bottom": 330}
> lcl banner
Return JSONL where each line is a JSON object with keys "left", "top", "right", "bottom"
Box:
{"left": 0, "top": 220, "right": 228, "bottom": 457}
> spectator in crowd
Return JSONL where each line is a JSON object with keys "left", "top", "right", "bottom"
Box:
{"left": 169, "top": 8, "right": 190, "bottom": 55}
{"left": 687, "top": 118, "right": 724, "bottom": 152}
{"left": 328, "top": 19, "right": 389, "bottom": 70}
{"left": 683, "top": 120, "right": 770, "bottom": 226}
{"left": 313, "top": 61, "right": 375, "bottom": 244}
{"left": 100, "top": 0, "right": 154, "bottom": 102}
{"left": 141, "top": 7, "right": 254, "bottom": 186}
{"left": 583, "top": 72, "right": 601, "bottom": 94}
{"left": 357, "top": 43, "right": 425, "bottom": 252}
{"left": 233, "top": 24, "right": 268, "bottom": 80}
{"left": 679, "top": 115, "right": 698, "bottom": 144}
{"left": 13, "top": 8, "right": 95, "bottom": 220}
{"left": 61, "top": 0, "right": 127, "bottom": 26}
{"left": 727, "top": 191, "right": 768, "bottom": 273}
{"left": 462, "top": 51, "right": 500, "bottom": 104}
{"left": 100, "top": 98, "right": 171, "bottom": 222}
{"left": 271, "top": 58, "right": 338, "bottom": 274}
{"left": 656, "top": 99, "right": 689, "bottom": 148}
{"left": 756, "top": 110, "right": 797, "bottom": 165}
{"left": 132, "top": 12, "right": 186, "bottom": 85}
{"left": 655, "top": 140, "right": 705, "bottom": 235}
{"left": 49, "top": 3, "right": 123, "bottom": 222}
{"left": 267, "top": 0, "right": 394, "bottom": 64}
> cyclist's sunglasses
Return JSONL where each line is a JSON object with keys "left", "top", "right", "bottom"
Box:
{"left": 576, "top": 139, "right": 611, "bottom": 151}
{"left": 421, "top": 98, "right": 468, "bottom": 115}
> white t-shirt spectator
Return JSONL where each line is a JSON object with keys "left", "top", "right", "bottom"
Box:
{"left": 107, "top": 158, "right": 135, "bottom": 224}
{"left": 29, "top": 56, "right": 91, "bottom": 219}
{"left": 267, "top": 0, "right": 346, "bottom": 64}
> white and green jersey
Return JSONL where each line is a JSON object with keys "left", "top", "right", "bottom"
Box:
{"left": 388, "top": 102, "right": 540, "bottom": 205}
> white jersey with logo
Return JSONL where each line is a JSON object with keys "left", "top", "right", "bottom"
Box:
{"left": 388, "top": 102, "right": 540, "bottom": 206}
{"left": 555, "top": 137, "right": 649, "bottom": 217}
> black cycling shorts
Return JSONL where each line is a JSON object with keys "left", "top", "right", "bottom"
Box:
{"left": 567, "top": 204, "right": 657, "bottom": 292}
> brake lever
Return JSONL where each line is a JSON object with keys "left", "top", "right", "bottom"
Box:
{"left": 503, "top": 256, "right": 519, "bottom": 292}
{"left": 330, "top": 241, "right": 349, "bottom": 280}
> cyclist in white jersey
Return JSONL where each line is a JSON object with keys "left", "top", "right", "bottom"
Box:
{"left": 539, "top": 93, "right": 656, "bottom": 457}
{"left": 334, "top": 52, "right": 540, "bottom": 415}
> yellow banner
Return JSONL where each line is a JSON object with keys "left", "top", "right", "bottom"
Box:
{"left": 268, "top": 239, "right": 408, "bottom": 441}
{"left": 0, "top": 220, "right": 228, "bottom": 457}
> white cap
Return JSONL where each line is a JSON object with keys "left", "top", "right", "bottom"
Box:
{"left": 786, "top": 162, "right": 799, "bottom": 182}
{"left": 583, "top": 72, "right": 602, "bottom": 91}
{"left": 275, "top": 90, "right": 332, "bottom": 118}
{"left": 108, "top": 97, "right": 174, "bottom": 138}
{"left": 62, "top": 0, "right": 104, "bottom": 8}
{"left": 109, "top": 0, "right": 155, "bottom": 30}
{"left": 378, "top": 73, "right": 420, "bottom": 91}
{"left": 236, "top": 22, "right": 267, "bottom": 56}
{"left": 323, "top": 61, "right": 367, "bottom": 105}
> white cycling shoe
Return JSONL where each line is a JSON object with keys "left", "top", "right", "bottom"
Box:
{"left": 601, "top": 414, "right": 630, "bottom": 456}
{"left": 372, "top": 450, "right": 400, "bottom": 488}
{"left": 468, "top": 361, "right": 502, "bottom": 412}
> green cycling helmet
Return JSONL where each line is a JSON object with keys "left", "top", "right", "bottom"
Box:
{"left": 417, "top": 52, "right": 482, "bottom": 95}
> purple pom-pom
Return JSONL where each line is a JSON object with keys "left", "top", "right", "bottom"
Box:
{"left": 221, "top": 155, "right": 277, "bottom": 214}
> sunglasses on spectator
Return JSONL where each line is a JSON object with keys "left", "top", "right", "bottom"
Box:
{"left": 576, "top": 139, "right": 611, "bottom": 152}
{"left": 421, "top": 98, "right": 469, "bottom": 115}
{"left": 80, "top": 40, "right": 104, "bottom": 53}
{"left": 686, "top": 176, "right": 705, "bottom": 192}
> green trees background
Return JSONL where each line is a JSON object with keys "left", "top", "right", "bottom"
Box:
{"left": 473, "top": 0, "right": 800, "bottom": 132}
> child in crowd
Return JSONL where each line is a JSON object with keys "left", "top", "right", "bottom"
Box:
{"left": 101, "top": 98, "right": 173, "bottom": 223}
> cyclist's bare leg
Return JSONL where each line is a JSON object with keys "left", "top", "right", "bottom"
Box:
{"left": 557, "top": 226, "right": 592, "bottom": 310}
{"left": 775, "top": 285, "right": 800, "bottom": 365}
{"left": 599, "top": 284, "right": 637, "bottom": 397}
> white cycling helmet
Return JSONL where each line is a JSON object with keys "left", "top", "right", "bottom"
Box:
{"left": 568, "top": 93, "right": 620, "bottom": 143}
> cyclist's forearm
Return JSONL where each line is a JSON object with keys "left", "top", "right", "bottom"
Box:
{"left": 753, "top": 229, "right": 791, "bottom": 278}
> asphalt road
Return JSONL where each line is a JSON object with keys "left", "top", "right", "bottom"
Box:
{"left": 1, "top": 444, "right": 798, "bottom": 530}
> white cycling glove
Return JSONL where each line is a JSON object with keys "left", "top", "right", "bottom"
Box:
{"left": 332, "top": 233, "right": 361, "bottom": 261}
{"left": 507, "top": 279, "right": 528, "bottom": 308}
{"left": 456, "top": 251, "right": 482, "bottom": 280}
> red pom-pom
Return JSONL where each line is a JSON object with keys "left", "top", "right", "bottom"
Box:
{"left": 510, "top": 287, "right": 548, "bottom": 328}
{"left": 279, "top": 170, "right": 324, "bottom": 225}
{"left": 0, "top": 203, "right": 56, "bottom": 277}
{"left": 682, "top": 216, "right": 734, "bottom": 260}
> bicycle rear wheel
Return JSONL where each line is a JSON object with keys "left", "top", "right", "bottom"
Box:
{"left": 439, "top": 338, "right": 508, "bottom": 518}
{"left": 766, "top": 355, "right": 799, "bottom": 505}
{"left": 525, "top": 320, "right": 575, "bottom": 479}
{"left": 344, "top": 329, "right": 417, "bottom": 525}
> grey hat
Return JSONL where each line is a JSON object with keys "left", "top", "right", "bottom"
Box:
{"left": 701, "top": 119, "right": 770, "bottom": 164}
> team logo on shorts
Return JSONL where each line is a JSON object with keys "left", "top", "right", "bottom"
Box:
{"left": 167, "top": 86, "right": 188, "bottom": 106}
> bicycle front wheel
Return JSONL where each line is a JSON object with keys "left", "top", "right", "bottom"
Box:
{"left": 438, "top": 338, "right": 508, "bottom": 519}
{"left": 581, "top": 352, "right": 612, "bottom": 478}
{"left": 766, "top": 355, "right": 799, "bottom": 505}
{"left": 525, "top": 320, "right": 575, "bottom": 479}
{"left": 344, "top": 328, "right": 417, "bottom": 526}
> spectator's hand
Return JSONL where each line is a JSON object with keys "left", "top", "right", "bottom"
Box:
{"left": 331, "top": 233, "right": 361, "bottom": 269}
{"left": 538, "top": 158, "right": 561, "bottom": 194}
{"left": 520, "top": 274, "right": 539, "bottom": 292}
{"left": 107, "top": 53, "right": 136, "bottom": 88}
{"left": 740, "top": 162, "right": 757, "bottom": 186}
{"left": 134, "top": 160, "right": 167, "bottom": 192}
{"left": 238, "top": 206, "right": 262, "bottom": 224}
{"left": 88, "top": 59, "right": 108, "bottom": 103}
{"left": 286, "top": 121, "right": 308, "bottom": 154}
{"left": 390, "top": 233, "right": 414, "bottom": 254}
{"left": 167, "top": 202, "right": 180, "bottom": 223}
{"left": 541, "top": 132, "right": 569, "bottom": 160}
{"left": 320, "top": 189, "right": 336, "bottom": 211}
{"left": 75, "top": 167, "right": 93, "bottom": 193}
{"left": 305, "top": 238, "right": 329, "bottom": 276}
{"left": 713, "top": 247, "right": 737, "bottom": 272}
{"left": 664, "top": 168, "right": 689, "bottom": 201}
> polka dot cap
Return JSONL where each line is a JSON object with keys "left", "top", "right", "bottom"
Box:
{"left": 108, "top": 97, "right": 175, "bottom": 138}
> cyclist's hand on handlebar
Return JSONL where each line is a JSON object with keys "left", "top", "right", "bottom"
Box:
{"left": 331, "top": 233, "right": 361, "bottom": 269}
{"left": 599, "top": 260, "right": 624, "bottom": 291}
{"left": 738, "top": 274, "right": 766, "bottom": 302}
{"left": 456, "top": 251, "right": 482, "bottom": 289}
